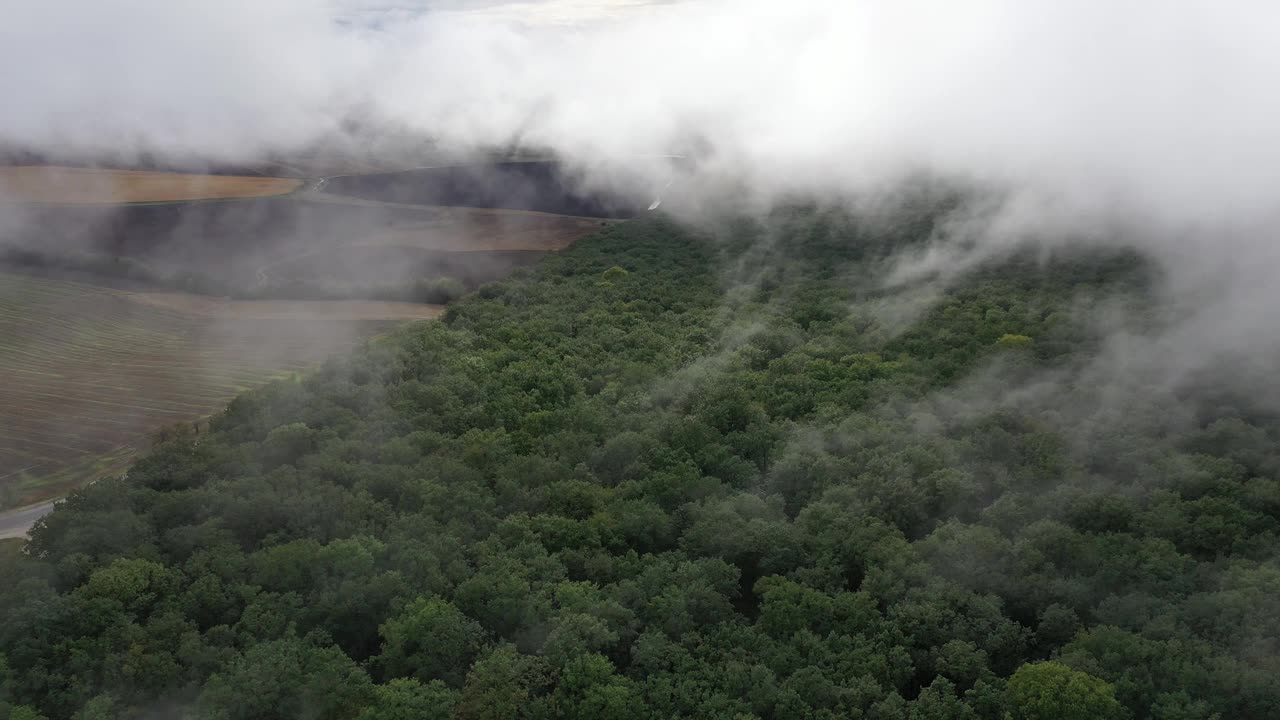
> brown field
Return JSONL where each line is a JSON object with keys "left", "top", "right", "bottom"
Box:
{"left": 0, "top": 272, "right": 435, "bottom": 507}
{"left": 0, "top": 166, "right": 302, "bottom": 204}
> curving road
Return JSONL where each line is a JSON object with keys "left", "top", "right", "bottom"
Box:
{"left": 0, "top": 500, "right": 55, "bottom": 539}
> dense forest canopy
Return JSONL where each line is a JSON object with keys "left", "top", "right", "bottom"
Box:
{"left": 2, "top": 205, "right": 1278, "bottom": 720}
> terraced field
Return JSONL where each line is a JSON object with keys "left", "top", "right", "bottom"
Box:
{"left": 0, "top": 166, "right": 301, "bottom": 203}
{"left": 0, "top": 272, "right": 436, "bottom": 507}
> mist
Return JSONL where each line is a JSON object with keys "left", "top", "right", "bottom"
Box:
{"left": 3, "top": 0, "right": 1280, "bottom": 392}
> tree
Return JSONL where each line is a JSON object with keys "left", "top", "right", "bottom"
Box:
{"left": 1006, "top": 661, "right": 1127, "bottom": 720}
{"left": 376, "top": 598, "right": 486, "bottom": 687}
{"left": 455, "top": 645, "right": 548, "bottom": 720}
{"left": 197, "top": 638, "right": 373, "bottom": 720}
{"left": 552, "top": 654, "right": 642, "bottom": 720}
{"left": 356, "top": 679, "right": 457, "bottom": 720}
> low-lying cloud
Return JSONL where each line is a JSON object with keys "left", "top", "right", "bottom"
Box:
{"left": 3, "top": 0, "right": 1279, "bottom": 392}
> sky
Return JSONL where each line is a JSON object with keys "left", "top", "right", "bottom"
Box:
{"left": 2, "top": 0, "right": 1279, "bottom": 393}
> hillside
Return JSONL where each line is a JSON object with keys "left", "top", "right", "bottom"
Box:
{"left": 2, "top": 211, "right": 1278, "bottom": 719}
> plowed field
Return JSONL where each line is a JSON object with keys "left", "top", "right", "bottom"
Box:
{"left": 0, "top": 272, "right": 433, "bottom": 506}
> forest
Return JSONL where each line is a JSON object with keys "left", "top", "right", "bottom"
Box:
{"left": 2, "top": 204, "right": 1278, "bottom": 720}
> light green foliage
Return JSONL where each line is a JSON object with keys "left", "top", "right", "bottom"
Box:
{"left": 80, "top": 558, "right": 176, "bottom": 615}
{"left": 2, "top": 706, "right": 48, "bottom": 720}
{"left": 601, "top": 266, "right": 629, "bottom": 282}
{"left": 1007, "top": 662, "right": 1126, "bottom": 720}
{"left": 356, "top": 678, "right": 457, "bottom": 720}
{"left": 997, "top": 333, "right": 1033, "bottom": 348}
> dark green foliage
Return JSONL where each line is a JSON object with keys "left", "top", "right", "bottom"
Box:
{"left": 2, "top": 211, "right": 1276, "bottom": 719}
{"left": 376, "top": 598, "right": 486, "bottom": 687}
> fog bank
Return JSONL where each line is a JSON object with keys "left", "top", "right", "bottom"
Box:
{"left": 4, "top": 0, "right": 1279, "bottom": 390}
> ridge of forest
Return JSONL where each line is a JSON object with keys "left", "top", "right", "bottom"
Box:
{"left": 2, "top": 207, "right": 1277, "bottom": 720}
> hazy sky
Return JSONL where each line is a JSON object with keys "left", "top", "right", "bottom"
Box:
{"left": 4, "top": 1, "right": 1276, "bottom": 207}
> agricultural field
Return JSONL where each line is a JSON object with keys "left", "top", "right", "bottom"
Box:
{"left": 253, "top": 200, "right": 610, "bottom": 296}
{"left": 0, "top": 161, "right": 621, "bottom": 513}
{"left": 1, "top": 189, "right": 614, "bottom": 301}
{"left": 0, "top": 166, "right": 301, "bottom": 204}
{"left": 0, "top": 271, "right": 437, "bottom": 508}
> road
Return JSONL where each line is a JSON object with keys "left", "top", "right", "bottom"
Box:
{"left": 0, "top": 500, "right": 56, "bottom": 539}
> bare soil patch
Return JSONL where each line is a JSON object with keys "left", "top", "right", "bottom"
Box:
{"left": 0, "top": 166, "right": 302, "bottom": 204}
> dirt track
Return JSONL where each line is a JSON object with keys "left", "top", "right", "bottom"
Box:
{"left": 0, "top": 500, "right": 55, "bottom": 539}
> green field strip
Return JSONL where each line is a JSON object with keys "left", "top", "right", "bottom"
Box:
{"left": 0, "top": 416, "right": 127, "bottom": 444}
{"left": 0, "top": 329, "right": 190, "bottom": 357}
{"left": 0, "top": 362, "right": 289, "bottom": 391}
{"left": 2, "top": 395, "right": 221, "bottom": 423}
{"left": 0, "top": 448, "right": 54, "bottom": 467}
{"left": 3, "top": 366, "right": 69, "bottom": 380}
{"left": 0, "top": 416, "right": 140, "bottom": 446}
{"left": 0, "top": 325, "right": 188, "bottom": 355}
{"left": 0, "top": 462, "right": 63, "bottom": 486}
{"left": 0, "top": 427, "right": 133, "bottom": 456}
{"left": 0, "top": 378, "right": 235, "bottom": 400}
{"left": 0, "top": 430, "right": 107, "bottom": 457}
{"left": 0, "top": 367, "right": 287, "bottom": 393}
{"left": 1, "top": 372, "right": 280, "bottom": 406}
{"left": 3, "top": 397, "right": 227, "bottom": 424}
{"left": 16, "top": 366, "right": 281, "bottom": 390}
{"left": 1, "top": 330, "right": 342, "bottom": 358}
{"left": 3, "top": 389, "right": 220, "bottom": 417}
{"left": 0, "top": 347, "right": 297, "bottom": 373}
{"left": 0, "top": 407, "right": 167, "bottom": 432}
{"left": 4, "top": 445, "right": 140, "bottom": 507}
{"left": 2, "top": 401, "right": 218, "bottom": 430}
{"left": 5, "top": 417, "right": 166, "bottom": 455}
{"left": 0, "top": 372, "right": 253, "bottom": 401}
{"left": 0, "top": 292, "right": 189, "bottom": 326}
{"left": 0, "top": 404, "right": 169, "bottom": 430}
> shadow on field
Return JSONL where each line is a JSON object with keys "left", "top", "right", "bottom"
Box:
{"left": 0, "top": 161, "right": 635, "bottom": 300}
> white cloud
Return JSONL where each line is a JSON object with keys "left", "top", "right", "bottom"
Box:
{"left": 2, "top": 0, "right": 1279, "bottom": 387}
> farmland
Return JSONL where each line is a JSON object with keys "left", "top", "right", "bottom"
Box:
{"left": 0, "top": 271, "right": 436, "bottom": 508}
{"left": 0, "top": 160, "right": 636, "bottom": 510}
{"left": 303, "top": 195, "right": 612, "bottom": 251}
{"left": 321, "top": 160, "right": 647, "bottom": 217}
{"left": 0, "top": 166, "right": 302, "bottom": 204}
{"left": 2, "top": 189, "right": 614, "bottom": 301}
